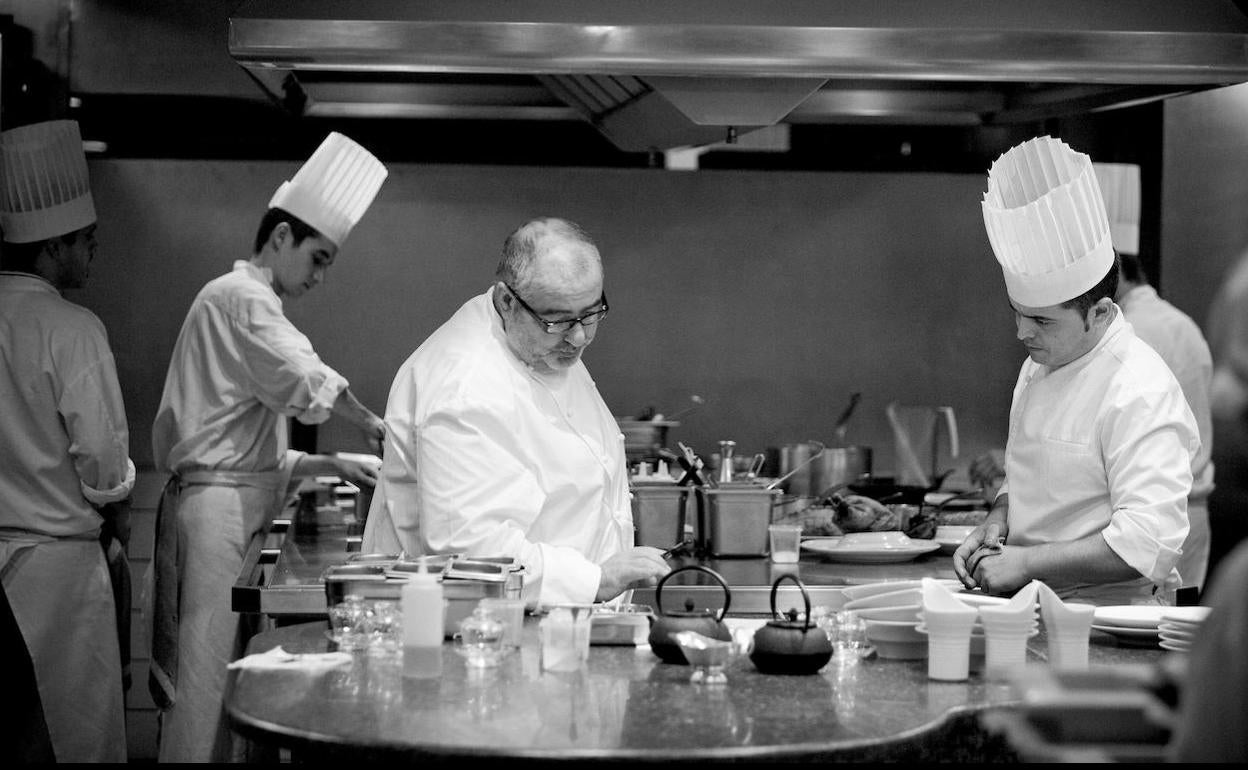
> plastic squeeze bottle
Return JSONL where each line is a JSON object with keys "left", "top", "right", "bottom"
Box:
{"left": 401, "top": 564, "right": 445, "bottom": 678}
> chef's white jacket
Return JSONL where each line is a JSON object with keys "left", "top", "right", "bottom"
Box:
{"left": 1119, "top": 284, "right": 1214, "bottom": 589}
{"left": 152, "top": 260, "right": 346, "bottom": 474}
{"left": 1000, "top": 310, "right": 1198, "bottom": 603}
{"left": 363, "top": 288, "right": 633, "bottom": 608}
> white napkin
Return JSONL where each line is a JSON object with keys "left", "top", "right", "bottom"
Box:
{"left": 1036, "top": 582, "right": 1096, "bottom": 636}
{"left": 228, "top": 645, "right": 353, "bottom": 672}
{"left": 921, "top": 577, "right": 977, "bottom": 617}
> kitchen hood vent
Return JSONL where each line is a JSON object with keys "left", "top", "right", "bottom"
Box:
{"left": 228, "top": 0, "right": 1248, "bottom": 153}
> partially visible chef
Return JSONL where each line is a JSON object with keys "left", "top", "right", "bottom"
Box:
{"left": 1096, "top": 161, "right": 1215, "bottom": 597}
{"left": 148, "top": 132, "right": 388, "bottom": 763}
{"left": 0, "top": 119, "right": 133, "bottom": 762}
{"left": 952, "top": 136, "right": 1198, "bottom": 605}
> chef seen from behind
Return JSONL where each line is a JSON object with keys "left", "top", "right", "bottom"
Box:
{"left": 363, "top": 217, "right": 670, "bottom": 607}
{"left": 0, "top": 119, "right": 133, "bottom": 762}
{"left": 148, "top": 132, "right": 388, "bottom": 762}
{"left": 953, "top": 136, "right": 1198, "bottom": 606}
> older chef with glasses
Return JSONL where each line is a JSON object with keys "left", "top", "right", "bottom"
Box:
{"left": 364, "top": 216, "right": 670, "bottom": 608}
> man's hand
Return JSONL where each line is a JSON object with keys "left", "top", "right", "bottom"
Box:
{"left": 97, "top": 498, "right": 133, "bottom": 550}
{"left": 595, "top": 546, "right": 671, "bottom": 603}
{"left": 963, "top": 544, "right": 1031, "bottom": 596}
{"left": 952, "top": 518, "right": 1007, "bottom": 590}
{"left": 333, "top": 455, "right": 381, "bottom": 489}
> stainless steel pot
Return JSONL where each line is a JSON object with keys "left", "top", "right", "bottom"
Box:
{"left": 777, "top": 443, "right": 871, "bottom": 498}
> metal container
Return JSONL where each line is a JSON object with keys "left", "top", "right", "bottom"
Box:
{"left": 616, "top": 419, "right": 680, "bottom": 463}
{"left": 810, "top": 446, "right": 872, "bottom": 497}
{"left": 697, "top": 486, "right": 782, "bottom": 558}
{"left": 630, "top": 484, "right": 689, "bottom": 548}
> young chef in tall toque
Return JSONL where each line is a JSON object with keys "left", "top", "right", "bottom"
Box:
{"left": 149, "top": 132, "right": 388, "bottom": 762}
{"left": 952, "top": 136, "right": 1199, "bottom": 606}
{"left": 0, "top": 119, "right": 134, "bottom": 762}
{"left": 1095, "top": 161, "right": 1214, "bottom": 598}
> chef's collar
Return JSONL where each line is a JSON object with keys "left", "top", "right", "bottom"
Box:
{"left": 0, "top": 270, "right": 58, "bottom": 292}
{"left": 236, "top": 259, "right": 278, "bottom": 299}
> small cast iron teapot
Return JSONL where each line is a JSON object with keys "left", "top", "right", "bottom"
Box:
{"left": 648, "top": 565, "right": 733, "bottom": 664}
{"left": 749, "top": 574, "right": 833, "bottom": 675}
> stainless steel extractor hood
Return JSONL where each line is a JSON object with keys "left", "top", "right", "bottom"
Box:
{"left": 228, "top": 0, "right": 1248, "bottom": 152}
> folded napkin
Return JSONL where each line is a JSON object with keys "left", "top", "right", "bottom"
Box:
{"left": 921, "top": 577, "right": 977, "bottom": 616}
{"left": 228, "top": 645, "right": 353, "bottom": 673}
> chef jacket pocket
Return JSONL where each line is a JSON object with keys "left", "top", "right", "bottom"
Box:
{"left": 1040, "top": 436, "right": 1099, "bottom": 489}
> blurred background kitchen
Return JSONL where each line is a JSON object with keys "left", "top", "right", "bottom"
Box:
{"left": 5, "top": 0, "right": 1248, "bottom": 760}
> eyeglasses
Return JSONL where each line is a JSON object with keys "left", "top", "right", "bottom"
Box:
{"left": 504, "top": 282, "right": 609, "bottom": 335}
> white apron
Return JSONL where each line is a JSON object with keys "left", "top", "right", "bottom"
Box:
{"left": 1, "top": 536, "right": 125, "bottom": 762}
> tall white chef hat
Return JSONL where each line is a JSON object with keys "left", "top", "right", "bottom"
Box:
{"left": 268, "top": 132, "right": 387, "bottom": 248}
{"left": 1092, "top": 162, "right": 1141, "bottom": 256}
{"left": 0, "top": 120, "right": 96, "bottom": 244}
{"left": 981, "top": 136, "right": 1114, "bottom": 307}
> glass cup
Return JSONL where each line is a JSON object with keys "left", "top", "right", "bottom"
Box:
{"left": 365, "top": 600, "right": 403, "bottom": 655}
{"left": 768, "top": 524, "right": 802, "bottom": 564}
{"left": 478, "top": 597, "right": 526, "bottom": 649}
{"left": 455, "top": 607, "right": 507, "bottom": 668}
{"left": 329, "top": 595, "right": 369, "bottom": 651}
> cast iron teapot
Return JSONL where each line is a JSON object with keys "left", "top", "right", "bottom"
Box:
{"left": 648, "top": 565, "right": 732, "bottom": 664}
{"left": 749, "top": 574, "right": 833, "bottom": 675}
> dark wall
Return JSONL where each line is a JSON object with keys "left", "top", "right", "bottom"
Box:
{"left": 73, "top": 160, "right": 1023, "bottom": 481}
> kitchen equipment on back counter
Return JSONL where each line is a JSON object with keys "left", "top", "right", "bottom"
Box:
{"left": 630, "top": 484, "right": 689, "bottom": 548}
{"left": 616, "top": 395, "right": 705, "bottom": 464}
{"left": 886, "top": 402, "right": 959, "bottom": 488}
{"left": 749, "top": 574, "right": 833, "bottom": 675}
{"left": 649, "top": 565, "right": 733, "bottom": 664}
{"left": 698, "top": 485, "right": 783, "bottom": 558}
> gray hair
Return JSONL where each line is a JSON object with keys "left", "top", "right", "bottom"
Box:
{"left": 495, "top": 217, "right": 598, "bottom": 289}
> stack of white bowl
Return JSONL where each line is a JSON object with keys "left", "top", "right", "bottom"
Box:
{"left": 1157, "top": 606, "right": 1212, "bottom": 653}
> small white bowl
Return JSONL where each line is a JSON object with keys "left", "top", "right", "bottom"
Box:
{"left": 865, "top": 619, "right": 926, "bottom": 643}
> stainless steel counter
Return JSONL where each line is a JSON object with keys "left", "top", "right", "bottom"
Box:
{"left": 231, "top": 487, "right": 958, "bottom": 619}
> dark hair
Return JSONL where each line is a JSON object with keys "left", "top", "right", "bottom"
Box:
{"left": 0, "top": 230, "right": 77, "bottom": 272}
{"left": 495, "top": 217, "right": 596, "bottom": 288}
{"left": 1061, "top": 252, "right": 1121, "bottom": 317}
{"left": 252, "top": 208, "right": 320, "bottom": 254}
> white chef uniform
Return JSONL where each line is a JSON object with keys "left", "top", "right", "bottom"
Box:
{"left": 0, "top": 120, "right": 134, "bottom": 762}
{"left": 1095, "top": 161, "right": 1214, "bottom": 592}
{"left": 148, "top": 132, "right": 386, "bottom": 762}
{"left": 983, "top": 137, "right": 1198, "bottom": 605}
{"left": 362, "top": 287, "right": 634, "bottom": 608}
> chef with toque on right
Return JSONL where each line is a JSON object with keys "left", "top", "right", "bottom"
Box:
{"left": 952, "top": 136, "right": 1199, "bottom": 606}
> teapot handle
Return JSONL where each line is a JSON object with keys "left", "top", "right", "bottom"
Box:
{"left": 654, "top": 564, "right": 732, "bottom": 621}
{"left": 769, "top": 573, "right": 815, "bottom": 631}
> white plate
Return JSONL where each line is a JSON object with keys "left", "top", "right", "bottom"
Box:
{"left": 841, "top": 578, "right": 961, "bottom": 602}
{"left": 1161, "top": 606, "right": 1211, "bottom": 624}
{"left": 1159, "top": 639, "right": 1191, "bottom": 652}
{"left": 802, "top": 537, "right": 940, "bottom": 564}
{"left": 1090, "top": 623, "right": 1161, "bottom": 641}
{"left": 1092, "top": 605, "right": 1167, "bottom": 629}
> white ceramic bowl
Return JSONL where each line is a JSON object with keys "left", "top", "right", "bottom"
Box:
{"left": 871, "top": 638, "right": 928, "bottom": 660}
{"left": 851, "top": 604, "right": 922, "bottom": 622}
{"left": 935, "top": 525, "right": 976, "bottom": 542}
{"left": 865, "top": 619, "right": 926, "bottom": 643}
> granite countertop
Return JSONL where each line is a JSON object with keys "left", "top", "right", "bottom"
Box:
{"left": 225, "top": 610, "right": 1166, "bottom": 764}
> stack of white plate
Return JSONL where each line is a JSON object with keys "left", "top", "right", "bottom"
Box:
{"left": 1157, "top": 606, "right": 1212, "bottom": 653}
{"left": 1090, "top": 606, "right": 1166, "bottom": 647}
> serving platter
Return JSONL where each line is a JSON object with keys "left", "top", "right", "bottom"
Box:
{"left": 1090, "top": 624, "right": 1161, "bottom": 645}
{"left": 802, "top": 537, "right": 940, "bottom": 564}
